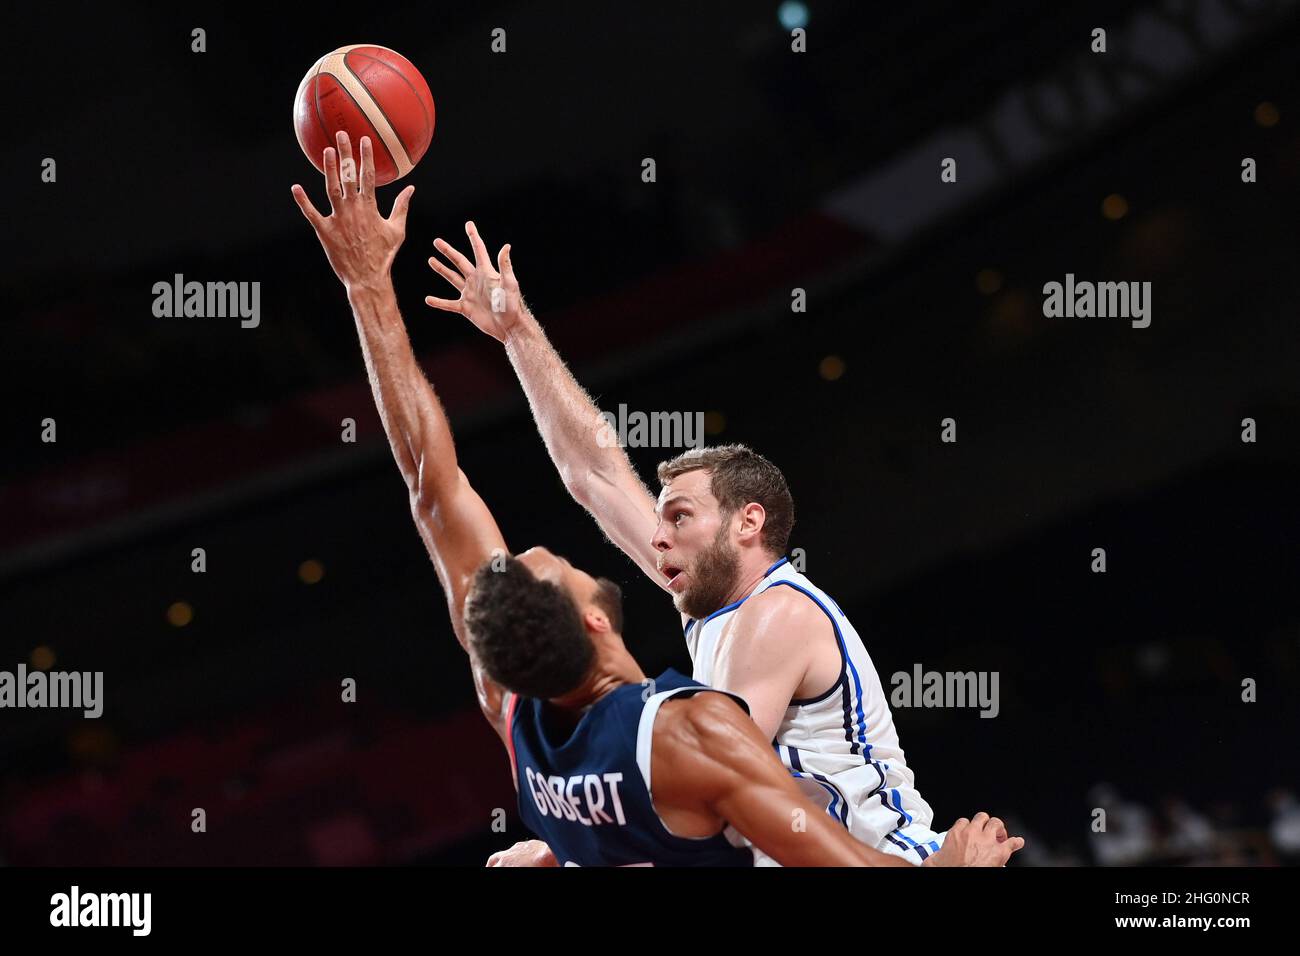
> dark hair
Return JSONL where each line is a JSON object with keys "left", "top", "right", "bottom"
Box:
{"left": 463, "top": 556, "right": 595, "bottom": 699}
{"left": 656, "top": 444, "right": 794, "bottom": 555}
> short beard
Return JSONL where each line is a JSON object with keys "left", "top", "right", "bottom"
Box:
{"left": 677, "top": 523, "right": 742, "bottom": 620}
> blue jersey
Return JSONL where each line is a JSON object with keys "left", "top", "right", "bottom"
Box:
{"left": 507, "top": 668, "right": 756, "bottom": 867}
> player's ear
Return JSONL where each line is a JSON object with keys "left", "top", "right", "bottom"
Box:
{"left": 582, "top": 606, "right": 611, "bottom": 635}
{"left": 737, "top": 502, "right": 767, "bottom": 542}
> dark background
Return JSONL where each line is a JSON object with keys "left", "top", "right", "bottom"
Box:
{"left": 2, "top": 0, "right": 1298, "bottom": 866}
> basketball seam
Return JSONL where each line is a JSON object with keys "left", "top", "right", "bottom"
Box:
{"left": 326, "top": 78, "right": 400, "bottom": 173}
{"left": 311, "top": 58, "right": 330, "bottom": 155}
{"left": 318, "top": 53, "right": 410, "bottom": 176}
{"left": 343, "top": 50, "right": 431, "bottom": 154}
{"left": 341, "top": 52, "right": 418, "bottom": 164}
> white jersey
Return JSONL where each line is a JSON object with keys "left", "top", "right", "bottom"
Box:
{"left": 684, "top": 557, "right": 941, "bottom": 862}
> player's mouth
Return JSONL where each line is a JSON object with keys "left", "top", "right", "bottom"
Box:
{"left": 661, "top": 563, "right": 686, "bottom": 591}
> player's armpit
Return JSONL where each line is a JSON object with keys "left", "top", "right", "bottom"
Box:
{"left": 653, "top": 693, "right": 912, "bottom": 867}
{"left": 469, "top": 662, "right": 510, "bottom": 744}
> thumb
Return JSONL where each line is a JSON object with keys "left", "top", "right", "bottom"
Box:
{"left": 389, "top": 184, "right": 415, "bottom": 227}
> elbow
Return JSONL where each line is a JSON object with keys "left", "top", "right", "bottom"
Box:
{"left": 408, "top": 474, "right": 445, "bottom": 523}
{"left": 558, "top": 464, "right": 593, "bottom": 505}
{"left": 408, "top": 483, "right": 435, "bottom": 523}
{"left": 408, "top": 459, "right": 460, "bottom": 516}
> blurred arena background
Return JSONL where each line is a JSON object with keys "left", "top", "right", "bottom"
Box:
{"left": 2, "top": 1, "right": 1299, "bottom": 866}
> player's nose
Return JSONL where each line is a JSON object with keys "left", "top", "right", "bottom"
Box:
{"left": 650, "top": 524, "right": 671, "bottom": 551}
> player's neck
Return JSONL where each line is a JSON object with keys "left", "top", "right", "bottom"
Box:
{"left": 719, "top": 551, "right": 782, "bottom": 608}
{"left": 549, "top": 645, "right": 645, "bottom": 712}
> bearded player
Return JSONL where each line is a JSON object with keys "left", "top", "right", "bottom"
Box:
{"left": 291, "top": 132, "right": 1022, "bottom": 867}
{"left": 295, "top": 136, "right": 1024, "bottom": 874}
{"left": 429, "top": 223, "right": 976, "bottom": 868}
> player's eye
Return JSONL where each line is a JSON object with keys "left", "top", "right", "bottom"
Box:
{"left": 674, "top": 511, "right": 688, "bottom": 525}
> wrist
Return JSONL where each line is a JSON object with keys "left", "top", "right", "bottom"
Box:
{"left": 502, "top": 309, "right": 541, "bottom": 350}
{"left": 345, "top": 274, "right": 395, "bottom": 304}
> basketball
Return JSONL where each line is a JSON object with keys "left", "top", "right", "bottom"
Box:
{"left": 293, "top": 44, "right": 435, "bottom": 186}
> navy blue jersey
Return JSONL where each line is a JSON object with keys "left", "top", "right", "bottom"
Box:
{"left": 507, "top": 668, "right": 756, "bottom": 867}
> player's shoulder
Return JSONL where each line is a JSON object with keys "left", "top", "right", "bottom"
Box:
{"left": 733, "top": 579, "right": 832, "bottom": 634}
{"left": 655, "top": 691, "right": 750, "bottom": 752}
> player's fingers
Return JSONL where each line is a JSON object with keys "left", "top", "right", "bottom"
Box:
{"left": 971, "top": 811, "right": 991, "bottom": 830}
{"left": 949, "top": 817, "right": 970, "bottom": 833}
{"left": 433, "top": 237, "right": 475, "bottom": 276}
{"left": 466, "top": 220, "right": 492, "bottom": 271}
{"left": 359, "top": 136, "right": 376, "bottom": 202}
{"left": 323, "top": 147, "right": 342, "bottom": 209}
{"left": 290, "top": 185, "right": 325, "bottom": 229}
{"left": 498, "top": 243, "right": 518, "bottom": 286}
{"left": 336, "top": 130, "right": 357, "bottom": 197}
{"left": 988, "top": 817, "right": 1006, "bottom": 839}
{"left": 997, "top": 837, "right": 1024, "bottom": 866}
{"left": 425, "top": 294, "right": 465, "bottom": 314}
{"left": 428, "top": 255, "right": 464, "bottom": 290}
{"left": 1006, "top": 836, "right": 1025, "bottom": 853}
{"left": 389, "top": 185, "right": 415, "bottom": 230}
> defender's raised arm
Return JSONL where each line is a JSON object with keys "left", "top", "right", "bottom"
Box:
{"left": 426, "top": 227, "right": 668, "bottom": 591}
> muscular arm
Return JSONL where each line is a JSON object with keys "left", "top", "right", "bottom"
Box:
{"left": 489, "top": 694, "right": 1025, "bottom": 868}
{"left": 652, "top": 693, "right": 912, "bottom": 867}
{"left": 292, "top": 132, "right": 510, "bottom": 738}
{"left": 350, "top": 286, "right": 506, "bottom": 650}
{"left": 426, "top": 226, "right": 667, "bottom": 590}
{"left": 710, "top": 589, "right": 832, "bottom": 742}
{"left": 505, "top": 318, "right": 665, "bottom": 587}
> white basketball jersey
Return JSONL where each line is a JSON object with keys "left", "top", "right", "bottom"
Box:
{"left": 684, "top": 557, "right": 936, "bottom": 856}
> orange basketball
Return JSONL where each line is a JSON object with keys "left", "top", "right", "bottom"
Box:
{"left": 293, "top": 44, "right": 435, "bottom": 186}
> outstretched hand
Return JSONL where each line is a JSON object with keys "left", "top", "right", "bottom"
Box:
{"left": 426, "top": 221, "right": 528, "bottom": 343}
{"left": 291, "top": 130, "right": 414, "bottom": 294}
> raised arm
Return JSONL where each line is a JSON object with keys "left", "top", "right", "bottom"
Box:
{"left": 425, "top": 226, "right": 667, "bottom": 590}
{"left": 653, "top": 693, "right": 1025, "bottom": 867}
{"left": 291, "top": 133, "right": 510, "bottom": 737}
